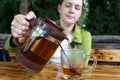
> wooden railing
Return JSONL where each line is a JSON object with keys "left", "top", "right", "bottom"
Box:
{"left": 0, "top": 33, "right": 10, "bottom": 47}
{"left": 1, "top": 34, "right": 120, "bottom": 49}
{"left": 92, "top": 35, "right": 120, "bottom": 49}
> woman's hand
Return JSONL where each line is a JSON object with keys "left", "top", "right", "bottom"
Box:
{"left": 11, "top": 11, "right": 36, "bottom": 45}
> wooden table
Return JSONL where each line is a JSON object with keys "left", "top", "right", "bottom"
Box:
{"left": 0, "top": 61, "right": 120, "bottom": 80}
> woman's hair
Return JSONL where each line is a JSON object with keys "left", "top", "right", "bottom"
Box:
{"left": 58, "top": 0, "right": 84, "bottom": 7}
{"left": 57, "top": 0, "right": 64, "bottom": 5}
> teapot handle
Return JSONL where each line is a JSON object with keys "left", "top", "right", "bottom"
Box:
{"left": 83, "top": 55, "right": 97, "bottom": 74}
{"left": 13, "top": 18, "right": 38, "bottom": 47}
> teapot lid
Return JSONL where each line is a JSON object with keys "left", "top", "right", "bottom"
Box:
{"left": 39, "top": 18, "right": 67, "bottom": 41}
{"left": 29, "top": 17, "right": 67, "bottom": 41}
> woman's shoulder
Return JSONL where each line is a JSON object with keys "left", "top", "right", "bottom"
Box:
{"left": 80, "top": 28, "right": 92, "bottom": 41}
{"left": 81, "top": 28, "right": 91, "bottom": 36}
{"left": 74, "top": 24, "right": 91, "bottom": 37}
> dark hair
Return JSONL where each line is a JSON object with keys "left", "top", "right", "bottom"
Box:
{"left": 58, "top": 0, "right": 84, "bottom": 6}
{"left": 58, "top": 0, "right": 64, "bottom": 5}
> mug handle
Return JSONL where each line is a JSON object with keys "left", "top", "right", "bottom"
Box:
{"left": 83, "top": 55, "right": 97, "bottom": 74}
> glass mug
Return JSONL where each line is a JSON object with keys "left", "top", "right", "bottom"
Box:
{"left": 61, "top": 49, "right": 97, "bottom": 80}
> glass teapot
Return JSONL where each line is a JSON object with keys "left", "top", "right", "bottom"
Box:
{"left": 16, "top": 17, "right": 67, "bottom": 72}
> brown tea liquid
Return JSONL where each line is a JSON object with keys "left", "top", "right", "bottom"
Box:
{"left": 21, "top": 36, "right": 59, "bottom": 65}
{"left": 62, "top": 65, "right": 83, "bottom": 77}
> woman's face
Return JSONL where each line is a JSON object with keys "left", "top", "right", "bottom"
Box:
{"left": 58, "top": 0, "right": 83, "bottom": 25}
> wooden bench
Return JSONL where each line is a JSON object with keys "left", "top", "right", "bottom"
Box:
{"left": 91, "top": 35, "right": 120, "bottom": 65}
{"left": 91, "top": 49, "right": 120, "bottom": 65}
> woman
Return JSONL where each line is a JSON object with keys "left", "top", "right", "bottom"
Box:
{"left": 5, "top": 0, "right": 91, "bottom": 66}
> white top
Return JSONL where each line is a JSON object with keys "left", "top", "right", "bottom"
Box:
{"left": 50, "top": 35, "right": 73, "bottom": 64}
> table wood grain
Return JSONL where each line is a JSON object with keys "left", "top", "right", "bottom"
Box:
{"left": 0, "top": 61, "right": 120, "bottom": 80}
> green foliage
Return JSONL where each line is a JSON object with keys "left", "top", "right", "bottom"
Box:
{"left": 0, "top": 0, "right": 59, "bottom": 33}
{"left": 0, "top": 0, "right": 20, "bottom": 33}
{"left": 81, "top": 0, "right": 89, "bottom": 27}
{"left": 31, "top": 0, "right": 59, "bottom": 20}
{"left": 85, "top": 0, "right": 120, "bottom": 35}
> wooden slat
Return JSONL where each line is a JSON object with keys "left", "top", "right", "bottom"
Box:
{"left": 92, "top": 43, "right": 120, "bottom": 49}
{"left": 92, "top": 35, "right": 120, "bottom": 43}
{"left": 91, "top": 49, "right": 120, "bottom": 62}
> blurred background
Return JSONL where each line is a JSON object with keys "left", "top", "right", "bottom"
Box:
{"left": 0, "top": 0, "right": 120, "bottom": 35}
